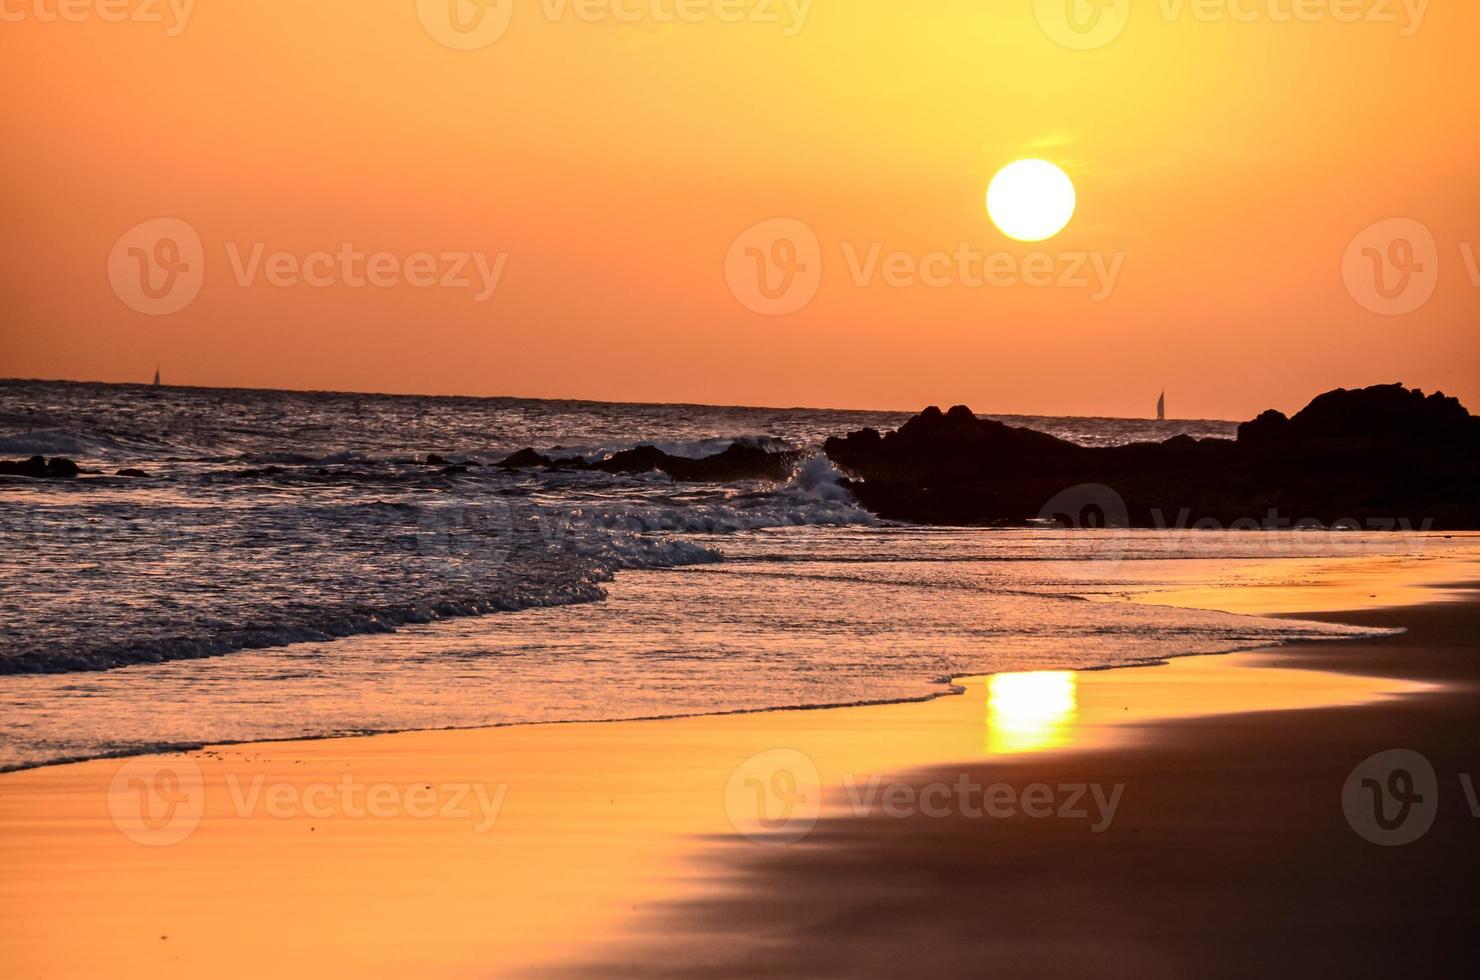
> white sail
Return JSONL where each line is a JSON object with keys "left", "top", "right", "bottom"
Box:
{"left": 1157, "top": 391, "right": 1166, "bottom": 421}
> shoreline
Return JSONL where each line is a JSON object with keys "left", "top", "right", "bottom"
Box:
{"left": 8, "top": 551, "right": 1469, "bottom": 776}
{"left": 0, "top": 635, "right": 1398, "bottom": 776}
{"left": 1, "top": 562, "right": 1475, "bottom": 976}
{"left": 0, "top": 683, "right": 972, "bottom": 777}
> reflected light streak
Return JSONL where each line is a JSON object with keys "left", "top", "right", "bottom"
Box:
{"left": 986, "top": 671, "right": 1079, "bottom": 755}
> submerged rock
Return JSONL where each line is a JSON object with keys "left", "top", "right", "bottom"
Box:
{"left": 497, "top": 448, "right": 554, "bottom": 470}
{"left": 498, "top": 443, "right": 800, "bottom": 483}
{"left": 824, "top": 384, "right": 1480, "bottom": 529}
{"left": 0, "top": 455, "right": 80, "bottom": 479}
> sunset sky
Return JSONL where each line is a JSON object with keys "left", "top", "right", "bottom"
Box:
{"left": 2, "top": 0, "right": 1477, "bottom": 419}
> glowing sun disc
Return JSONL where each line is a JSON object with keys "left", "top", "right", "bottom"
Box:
{"left": 987, "top": 159, "right": 1077, "bottom": 242}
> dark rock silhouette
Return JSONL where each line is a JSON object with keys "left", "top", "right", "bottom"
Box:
{"left": 499, "top": 443, "right": 801, "bottom": 483}
{"left": 824, "top": 384, "right": 1480, "bottom": 529}
{"left": 0, "top": 456, "right": 80, "bottom": 479}
{"left": 497, "top": 448, "right": 552, "bottom": 470}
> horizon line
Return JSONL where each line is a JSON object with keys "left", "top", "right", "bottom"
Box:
{"left": 0, "top": 376, "right": 1229, "bottom": 425}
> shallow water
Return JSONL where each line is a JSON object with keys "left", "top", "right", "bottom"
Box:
{"left": 7, "top": 521, "right": 1474, "bottom": 770}
{"left": 5, "top": 380, "right": 1470, "bottom": 770}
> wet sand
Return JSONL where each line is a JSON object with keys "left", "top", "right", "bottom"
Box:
{"left": 0, "top": 565, "right": 1474, "bottom": 977}
{"left": 564, "top": 594, "right": 1480, "bottom": 978}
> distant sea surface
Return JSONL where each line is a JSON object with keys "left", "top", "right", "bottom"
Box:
{"left": 3, "top": 379, "right": 1465, "bottom": 771}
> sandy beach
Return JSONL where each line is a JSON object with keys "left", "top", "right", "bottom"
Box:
{"left": 2, "top": 556, "right": 1475, "bottom": 978}
{"left": 6, "top": 2, "right": 1479, "bottom": 976}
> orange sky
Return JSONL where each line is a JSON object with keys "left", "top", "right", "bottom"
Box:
{"left": 2, "top": 0, "right": 1477, "bottom": 419}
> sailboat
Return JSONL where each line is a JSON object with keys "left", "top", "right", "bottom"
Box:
{"left": 1156, "top": 390, "right": 1166, "bottom": 422}
{"left": 153, "top": 367, "right": 161, "bottom": 387}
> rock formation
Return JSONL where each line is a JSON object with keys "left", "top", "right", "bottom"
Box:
{"left": 824, "top": 385, "right": 1480, "bottom": 529}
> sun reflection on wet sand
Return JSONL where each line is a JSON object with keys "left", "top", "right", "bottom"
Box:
{"left": 986, "top": 671, "right": 1079, "bottom": 754}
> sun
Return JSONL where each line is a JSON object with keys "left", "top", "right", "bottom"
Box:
{"left": 986, "top": 159, "right": 1077, "bottom": 242}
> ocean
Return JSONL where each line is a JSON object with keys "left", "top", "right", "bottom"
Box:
{"left": 0, "top": 379, "right": 1460, "bottom": 771}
